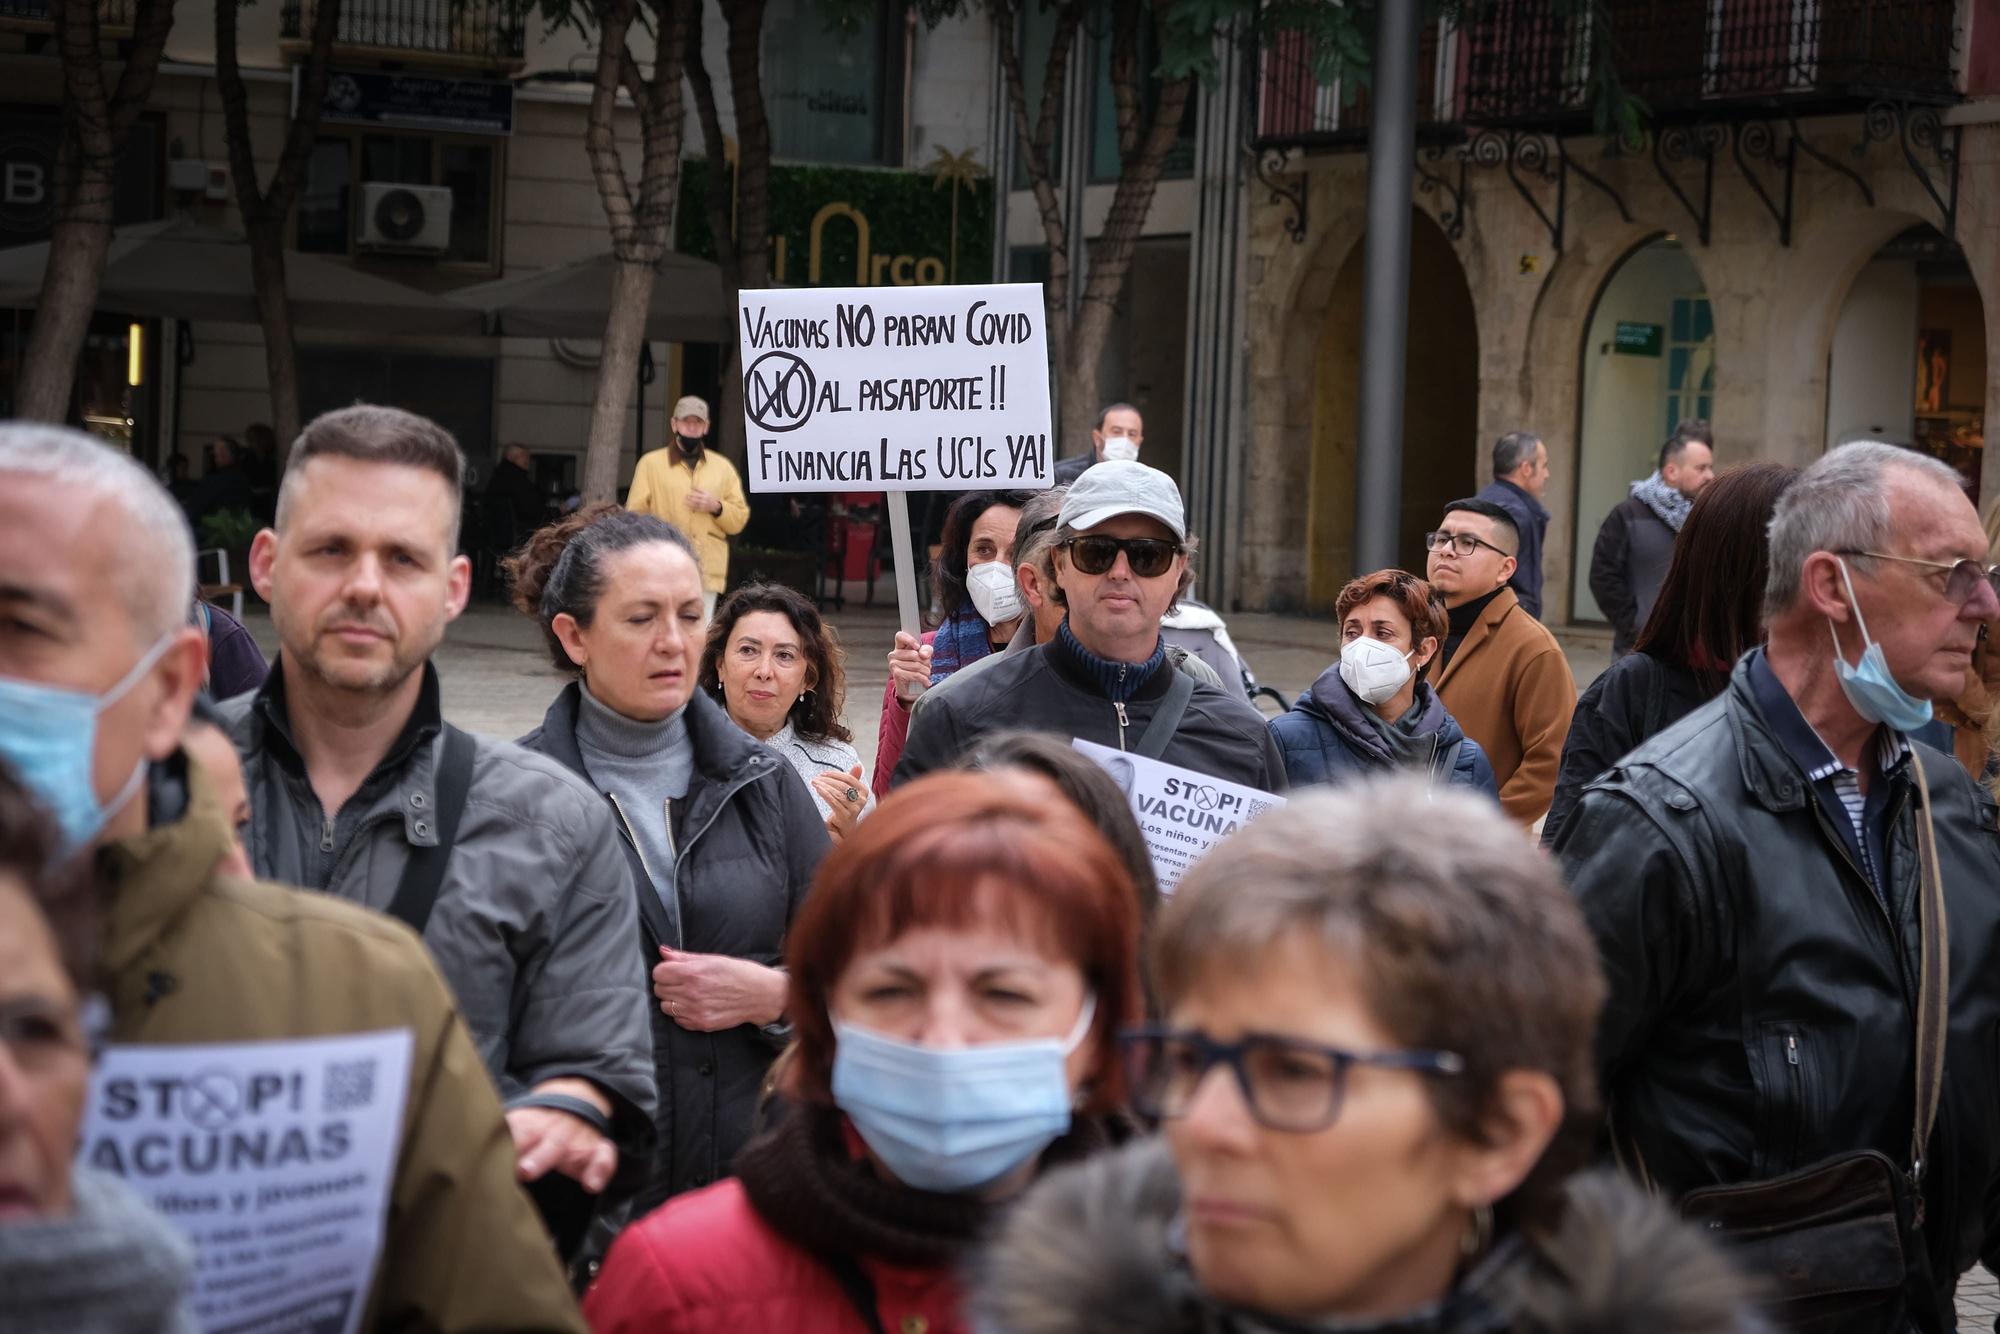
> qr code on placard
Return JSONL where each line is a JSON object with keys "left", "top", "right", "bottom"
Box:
{"left": 322, "top": 1059, "right": 377, "bottom": 1113}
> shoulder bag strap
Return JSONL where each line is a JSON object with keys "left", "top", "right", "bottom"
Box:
{"left": 1135, "top": 669, "right": 1197, "bottom": 760}
{"left": 1908, "top": 750, "right": 1950, "bottom": 1197}
{"left": 819, "top": 1251, "right": 888, "bottom": 1334}
{"left": 385, "top": 724, "right": 477, "bottom": 935}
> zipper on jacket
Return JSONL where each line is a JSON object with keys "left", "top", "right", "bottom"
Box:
{"left": 604, "top": 793, "right": 662, "bottom": 893}
{"left": 1114, "top": 701, "right": 1129, "bottom": 750}
{"left": 319, "top": 814, "right": 335, "bottom": 853}
{"left": 1785, "top": 1034, "right": 1800, "bottom": 1067}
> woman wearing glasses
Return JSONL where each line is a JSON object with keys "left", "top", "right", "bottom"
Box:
{"left": 1269, "top": 569, "right": 1497, "bottom": 797}
{"left": 585, "top": 770, "right": 1140, "bottom": 1334}
{"left": 974, "top": 779, "right": 1762, "bottom": 1333}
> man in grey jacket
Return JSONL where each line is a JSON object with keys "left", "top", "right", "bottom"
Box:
{"left": 220, "top": 405, "right": 655, "bottom": 1209}
{"left": 1589, "top": 421, "right": 1714, "bottom": 657}
{"left": 894, "top": 461, "right": 1284, "bottom": 790}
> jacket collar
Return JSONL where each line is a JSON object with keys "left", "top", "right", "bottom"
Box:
{"left": 1727, "top": 650, "right": 1912, "bottom": 817}
{"left": 530, "top": 680, "right": 776, "bottom": 806}
{"left": 252, "top": 657, "right": 443, "bottom": 787}
{"left": 1434, "top": 587, "right": 1519, "bottom": 691}
{"left": 1046, "top": 621, "right": 1174, "bottom": 702}
{"left": 98, "top": 751, "right": 236, "bottom": 994}
{"left": 1492, "top": 476, "right": 1550, "bottom": 521}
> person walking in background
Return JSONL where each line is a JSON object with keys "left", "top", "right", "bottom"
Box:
{"left": 1053, "top": 402, "right": 1144, "bottom": 485}
{"left": 874, "top": 489, "right": 1032, "bottom": 795}
{"left": 1425, "top": 499, "right": 1575, "bottom": 826}
{"left": 584, "top": 770, "right": 1142, "bottom": 1334}
{"left": 1589, "top": 420, "right": 1715, "bottom": 658}
{"left": 179, "top": 433, "right": 254, "bottom": 530}
{"left": 1556, "top": 442, "right": 2000, "bottom": 1328}
{"left": 1270, "top": 569, "right": 1496, "bottom": 796}
{"left": 1543, "top": 462, "right": 1797, "bottom": 844}
{"left": 701, "top": 581, "right": 872, "bottom": 843}
{"left": 0, "top": 765, "right": 198, "bottom": 1333}
{"left": 624, "top": 396, "right": 749, "bottom": 620}
{"left": 508, "top": 506, "right": 828, "bottom": 1216}
{"left": 222, "top": 407, "right": 657, "bottom": 1242}
{"left": 1474, "top": 431, "right": 1552, "bottom": 618}
{"left": 486, "top": 443, "right": 546, "bottom": 536}
{"left": 973, "top": 779, "right": 1765, "bottom": 1334}
{"left": 0, "top": 423, "right": 586, "bottom": 1328}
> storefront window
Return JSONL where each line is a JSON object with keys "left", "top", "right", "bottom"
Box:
{"left": 764, "top": 0, "right": 903, "bottom": 166}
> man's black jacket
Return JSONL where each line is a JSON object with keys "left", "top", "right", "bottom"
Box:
{"left": 1555, "top": 656, "right": 2000, "bottom": 1329}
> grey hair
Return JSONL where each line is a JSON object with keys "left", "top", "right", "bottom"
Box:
{"left": 1764, "top": 440, "right": 1963, "bottom": 618}
{"left": 1012, "top": 487, "right": 1067, "bottom": 589}
{"left": 0, "top": 423, "right": 195, "bottom": 644}
{"left": 1491, "top": 431, "right": 1541, "bottom": 478}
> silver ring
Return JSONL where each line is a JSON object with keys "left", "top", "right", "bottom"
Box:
{"left": 845, "top": 786, "right": 861, "bottom": 804}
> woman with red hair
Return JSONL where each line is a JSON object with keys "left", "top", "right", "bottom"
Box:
{"left": 585, "top": 770, "right": 1142, "bottom": 1334}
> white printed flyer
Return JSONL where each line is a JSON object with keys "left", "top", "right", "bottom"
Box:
{"left": 1073, "top": 738, "right": 1287, "bottom": 892}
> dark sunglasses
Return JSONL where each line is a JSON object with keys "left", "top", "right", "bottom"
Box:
{"left": 1119, "top": 1027, "right": 1464, "bottom": 1134}
{"left": 1060, "top": 535, "right": 1183, "bottom": 578}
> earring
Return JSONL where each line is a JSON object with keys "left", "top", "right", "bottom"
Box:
{"left": 796, "top": 688, "right": 814, "bottom": 710}
{"left": 1460, "top": 1203, "right": 1493, "bottom": 1259}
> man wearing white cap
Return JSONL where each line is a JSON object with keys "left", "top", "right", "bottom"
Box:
{"left": 625, "top": 395, "right": 750, "bottom": 617}
{"left": 894, "top": 460, "right": 1285, "bottom": 790}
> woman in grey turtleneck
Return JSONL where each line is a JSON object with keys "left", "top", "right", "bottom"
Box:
{"left": 513, "top": 505, "right": 830, "bottom": 1213}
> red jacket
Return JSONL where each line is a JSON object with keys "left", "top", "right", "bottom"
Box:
{"left": 584, "top": 1177, "right": 969, "bottom": 1334}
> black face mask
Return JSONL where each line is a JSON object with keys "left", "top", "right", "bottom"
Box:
{"left": 676, "top": 432, "right": 706, "bottom": 458}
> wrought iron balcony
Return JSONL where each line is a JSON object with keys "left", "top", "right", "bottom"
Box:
{"left": 280, "top": 0, "right": 525, "bottom": 67}
{"left": 1459, "top": 0, "right": 1960, "bottom": 129}
{"left": 1255, "top": 20, "right": 1461, "bottom": 148}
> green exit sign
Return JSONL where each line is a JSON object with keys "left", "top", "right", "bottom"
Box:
{"left": 1614, "top": 322, "right": 1663, "bottom": 356}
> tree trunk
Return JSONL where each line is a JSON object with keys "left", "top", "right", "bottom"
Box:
{"left": 724, "top": 0, "right": 771, "bottom": 292}
{"left": 247, "top": 221, "right": 301, "bottom": 447}
{"left": 585, "top": 259, "right": 658, "bottom": 501}
{"left": 685, "top": 5, "right": 744, "bottom": 461}
{"left": 16, "top": 0, "right": 176, "bottom": 422}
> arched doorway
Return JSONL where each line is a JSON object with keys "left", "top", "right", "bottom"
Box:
{"left": 1306, "top": 209, "right": 1479, "bottom": 611}
{"left": 1570, "top": 236, "right": 1712, "bottom": 624}
{"left": 1826, "top": 225, "right": 1986, "bottom": 500}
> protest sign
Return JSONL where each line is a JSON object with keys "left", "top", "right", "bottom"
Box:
{"left": 738, "top": 282, "right": 1053, "bottom": 493}
{"left": 78, "top": 1029, "right": 413, "bottom": 1334}
{"left": 1073, "top": 738, "right": 1286, "bottom": 893}
{"left": 736, "top": 280, "right": 1054, "bottom": 634}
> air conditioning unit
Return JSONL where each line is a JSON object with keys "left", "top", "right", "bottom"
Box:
{"left": 360, "top": 182, "right": 452, "bottom": 252}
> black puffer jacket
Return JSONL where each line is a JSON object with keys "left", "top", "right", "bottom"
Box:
{"left": 1541, "top": 650, "right": 1713, "bottom": 847}
{"left": 521, "top": 684, "right": 829, "bottom": 1212}
{"left": 970, "top": 1139, "right": 1768, "bottom": 1333}
{"left": 1553, "top": 656, "right": 2000, "bottom": 1329}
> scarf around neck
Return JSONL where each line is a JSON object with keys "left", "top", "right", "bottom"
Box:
{"left": 1630, "top": 470, "right": 1693, "bottom": 532}
{"left": 2, "top": 1166, "right": 198, "bottom": 1334}
{"left": 927, "top": 605, "right": 996, "bottom": 684}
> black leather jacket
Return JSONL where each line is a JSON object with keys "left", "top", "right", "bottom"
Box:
{"left": 1554, "top": 657, "right": 2000, "bottom": 1328}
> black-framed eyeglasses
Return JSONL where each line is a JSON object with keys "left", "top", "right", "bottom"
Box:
{"left": 1424, "top": 530, "right": 1512, "bottom": 560}
{"left": 1060, "top": 535, "right": 1184, "bottom": 578}
{"left": 1118, "top": 1026, "right": 1465, "bottom": 1134}
{"left": 1837, "top": 549, "right": 2000, "bottom": 607}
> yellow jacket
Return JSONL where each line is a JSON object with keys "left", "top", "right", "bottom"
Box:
{"left": 624, "top": 447, "right": 750, "bottom": 593}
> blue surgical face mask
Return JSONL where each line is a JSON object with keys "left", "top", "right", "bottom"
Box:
{"left": 1828, "top": 558, "right": 1934, "bottom": 733}
{"left": 0, "top": 631, "right": 176, "bottom": 853}
{"left": 831, "top": 992, "right": 1096, "bottom": 1195}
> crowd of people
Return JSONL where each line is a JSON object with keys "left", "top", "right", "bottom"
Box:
{"left": 4, "top": 400, "right": 2000, "bottom": 1334}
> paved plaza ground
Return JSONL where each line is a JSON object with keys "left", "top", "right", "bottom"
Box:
{"left": 236, "top": 591, "right": 1999, "bottom": 1323}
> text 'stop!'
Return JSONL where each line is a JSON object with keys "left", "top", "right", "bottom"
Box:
{"left": 737, "top": 282, "right": 1054, "bottom": 494}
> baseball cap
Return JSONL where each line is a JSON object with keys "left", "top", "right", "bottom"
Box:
{"left": 672, "top": 395, "right": 710, "bottom": 422}
{"left": 1057, "top": 460, "right": 1186, "bottom": 543}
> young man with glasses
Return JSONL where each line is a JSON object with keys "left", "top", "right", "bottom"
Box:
{"left": 1424, "top": 499, "right": 1576, "bottom": 827}
{"left": 893, "top": 461, "right": 1284, "bottom": 790}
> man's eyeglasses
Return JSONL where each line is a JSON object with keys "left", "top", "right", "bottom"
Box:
{"left": 1118, "top": 1027, "right": 1464, "bottom": 1134}
{"left": 1060, "top": 535, "right": 1184, "bottom": 579}
{"left": 1424, "top": 530, "right": 1513, "bottom": 560}
{"left": 1838, "top": 549, "right": 2000, "bottom": 607}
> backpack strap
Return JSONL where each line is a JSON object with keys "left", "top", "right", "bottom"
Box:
{"left": 1135, "top": 669, "right": 1196, "bottom": 760}
{"left": 385, "top": 724, "right": 477, "bottom": 935}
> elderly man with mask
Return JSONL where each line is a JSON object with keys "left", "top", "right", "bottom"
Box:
{"left": 1557, "top": 441, "right": 2000, "bottom": 1330}
{"left": 0, "top": 424, "right": 584, "bottom": 1328}
{"left": 893, "top": 460, "right": 1282, "bottom": 790}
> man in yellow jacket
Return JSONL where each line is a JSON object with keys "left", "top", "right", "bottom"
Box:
{"left": 625, "top": 395, "right": 749, "bottom": 618}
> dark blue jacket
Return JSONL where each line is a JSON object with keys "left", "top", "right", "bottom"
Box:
{"left": 1269, "top": 664, "right": 1498, "bottom": 796}
{"left": 1476, "top": 478, "right": 1550, "bottom": 619}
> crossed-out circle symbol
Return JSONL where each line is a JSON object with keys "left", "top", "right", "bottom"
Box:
{"left": 184, "top": 1069, "right": 243, "bottom": 1130}
{"left": 1190, "top": 784, "right": 1221, "bottom": 811}
{"left": 744, "top": 351, "right": 817, "bottom": 434}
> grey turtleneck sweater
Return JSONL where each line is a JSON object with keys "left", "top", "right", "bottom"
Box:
{"left": 576, "top": 682, "right": 693, "bottom": 944}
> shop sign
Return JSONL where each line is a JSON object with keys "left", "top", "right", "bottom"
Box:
{"left": 317, "top": 70, "right": 514, "bottom": 136}
{"left": 1614, "top": 321, "right": 1663, "bottom": 357}
{"left": 0, "top": 110, "right": 160, "bottom": 246}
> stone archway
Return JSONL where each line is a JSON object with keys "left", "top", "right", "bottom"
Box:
{"left": 1303, "top": 208, "right": 1480, "bottom": 612}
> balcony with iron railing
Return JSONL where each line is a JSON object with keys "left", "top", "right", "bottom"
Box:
{"left": 0, "top": 0, "right": 135, "bottom": 34}
{"left": 1255, "top": 0, "right": 1963, "bottom": 149}
{"left": 279, "top": 0, "right": 526, "bottom": 68}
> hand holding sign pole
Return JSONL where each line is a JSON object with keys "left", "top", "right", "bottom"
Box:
{"left": 738, "top": 283, "right": 1054, "bottom": 638}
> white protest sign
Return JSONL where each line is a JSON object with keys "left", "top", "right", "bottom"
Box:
{"left": 1073, "top": 738, "right": 1286, "bottom": 893}
{"left": 78, "top": 1029, "right": 413, "bottom": 1334}
{"left": 737, "top": 282, "right": 1054, "bottom": 493}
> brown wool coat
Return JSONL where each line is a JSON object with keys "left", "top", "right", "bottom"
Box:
{"left": 99, "top": 758, "right": 586, "bottom": 1333}
{"left": 1434, "top": 586, "right": 1577, "bottom": 826}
